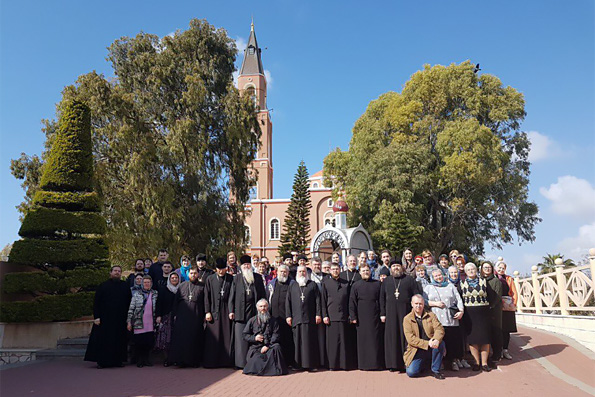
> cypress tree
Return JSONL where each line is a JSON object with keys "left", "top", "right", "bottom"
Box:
{"left": 279, "top": 161, "right": 312, "bottom": 255}
{"left": 2, "top": 101, "right": 108, "bottom": 322}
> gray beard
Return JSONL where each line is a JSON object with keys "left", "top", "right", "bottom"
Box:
{"left": 278, "top": 274, "right": 288, "bottom": 283}
{"left": 242, "top": 269, "right": 254, "bottom": 285}
{"left": 257, "top": 311, "right": 270, "bottom": 324}
{"left": 296, "top": 276, "right": 308, "bottom": 287}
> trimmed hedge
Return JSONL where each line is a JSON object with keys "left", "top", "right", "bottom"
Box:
{"left": 0, "top": 292, "right": 94, "bottom": 322}
{"left": 19, "top": 207, "right": 107, "bottom": 237}
{"left": 39, "top": 101, "right": 93, "bottom": 192}
{"left": 9, "top": 238, "right": 108, "bottom": 269}
{"left": 3, "top": 266, "right": 108, "bottom": 294}
{"left": 33, "top": 190, "right": 101, "bottom": 212}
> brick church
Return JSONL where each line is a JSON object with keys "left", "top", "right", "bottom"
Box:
{"left": 239, "top": 23, "right": 341, "bottom": 261}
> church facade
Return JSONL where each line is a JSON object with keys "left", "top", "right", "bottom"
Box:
{"left": 239, "top": 23, "right": 338, "bottom": 261}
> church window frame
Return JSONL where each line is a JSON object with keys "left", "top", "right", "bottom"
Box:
{"left": 270, "top": 218, "right": 280, "bottom": 240}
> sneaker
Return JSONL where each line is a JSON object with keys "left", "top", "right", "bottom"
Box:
{"left": 472, "top": 364, "right": 481, "bottom": 371}
{"left": 502, "top": 350, "right": 513, "bottom": 360}
{"left": 451, "top": 361, "right": 459, "bottom": 371}
{"left": 432, "top": 371, "right": 445, "bottom": 380}
{"left": 459, "top": 359, "right": 471, "bottom": 369}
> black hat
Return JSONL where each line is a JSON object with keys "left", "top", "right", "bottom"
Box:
{"left": 379, "top": 266, "right": 391, "bottom": 276}
{"left": 239, "top": 255, "right": 252, "bottom": 265}
{"left": 297, "top": 254, "right": 307, "bottom": 261}
{"left": 390, "top": 259, "right": 402, "bottom": 265}
{"left": 282, "top": 253, "right": 292, "bottom": 260}
{"left": 196, "top": 253, "right": 207, "bottom": 262}
{"left": 215, "top": 258, "right": 227, "bottom": 269}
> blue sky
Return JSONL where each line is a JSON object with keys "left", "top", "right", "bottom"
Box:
{"left": 1, "top": 0, "right": 594, "bottom": 274}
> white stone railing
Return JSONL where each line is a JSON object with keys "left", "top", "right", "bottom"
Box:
{"left": 514, "top": 248, "right": 595, "bottom": 315}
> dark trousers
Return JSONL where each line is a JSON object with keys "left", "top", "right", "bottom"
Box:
{"left": 133, "top": 332, "right": 154, "bottom": 365}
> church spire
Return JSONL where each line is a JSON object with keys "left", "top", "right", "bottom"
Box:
{"left": 240, "top": 21, "right": 264, "bottom": 76}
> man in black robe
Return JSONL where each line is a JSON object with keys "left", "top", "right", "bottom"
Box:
{"left": 127, "top": 259, "right": 145, "bottom": 288}
{"left": 203, "top": 258, "right": 234, "bottom": 368}
{"left": 85, "top": 266, "right": 132, "bottom": 368}
{"left": 196, "top": 253, "right": 214, "bottom": 283}
{"left": 229, "top": 255, "right": 266, "bottom": 368}
{"left": 169, "top": 267, "right": 205, "bottom": 367}
{"left": 286, "top": 265, "right": 322, "bottom": 371}
{"left": 349, "top": 263, "right": 384, "bottom": 370}
{"left": 321, "top": 263, "right": 357, "bottom": 370}
{"left": 340, "top": 254, "right": 362, "bottom": 287}
{"left": 242, "top": 299, "right": 288, "bottom": 376}
{"left": 309, "top": 256, "right": 328, "bottom": 368}
{"left": 380, "top": 261, "right": 420, "bottom": 371}
{"left": 267, "top": 264, "right": 294, "bottom": 367}
{"left": 148, "top": 248, "right": 169, "bottom": 283}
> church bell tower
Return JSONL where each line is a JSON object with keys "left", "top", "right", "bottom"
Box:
{"left": 238, "top": 21, "right": 273, "bottom": 200}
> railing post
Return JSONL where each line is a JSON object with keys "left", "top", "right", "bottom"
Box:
{"left": 554, "top": 258, "right": 569, "bottom": 315}
{"left": 590, "top": 248, "right": 595, "bottom": 291}
{"left": 531, "top": 265, "right": 542, "bottom": 314}
{"left": 513, "top": 270, "right": 522, "bottom": 313}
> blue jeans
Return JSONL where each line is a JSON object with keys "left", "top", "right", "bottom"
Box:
{"left": 406, "top": 341, "right": 445, "bottom": 377}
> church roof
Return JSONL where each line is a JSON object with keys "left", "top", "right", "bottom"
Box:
{"left": 239, "top": 22, "right": 264, "bottom": 76}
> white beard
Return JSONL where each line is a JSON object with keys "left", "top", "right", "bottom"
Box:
{"left": 242, "top": 268, "right": 254, "bottom": 285}
{"left": 296, "top": 275, "right": 307, "bottom": 287}
{"left": 278, "top": 274, "right": 288, "bottom": 283}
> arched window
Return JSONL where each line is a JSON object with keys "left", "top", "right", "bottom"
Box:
{"left": 249, "top": 183, "right": 258, "bottom": 200}
{"left": 323, "top": 210, "right": 335, "bottom": 227}
{"left": 244, "top": 85, "right": 257, "bottom": 107}
{"left": 312, "top": 182, "right": 319, "bottom": 188}
{"left": 327, "top": 198, "right": 333, "bottom": 207}
{"left": 270, "top": 218, "right": 280, "bottom": 240}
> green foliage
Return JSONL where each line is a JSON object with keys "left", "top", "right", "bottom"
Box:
{"left": 537, "top": 253, "right": 576, "bottom": 275}
{"left": 39, "top": 101, "right": 93, "bottom": 192}
{"left": 0, "top": 292, "right": 94, "bottom": 322}
{"left": 33, "top": 190, "right": 101, "bottom": 212}
{"left": 10, "top": 153, "right": 44, "bottom": 219}
{"left": 11, "top": 19, "right": 260, "bottom": 263}
{"left": 323, "top": 61, "right": 540, "bottom": 256}
{"left": 19, "top": 207, "right": 106, "bottom": 237}
{"left": 9, "top": 238, "right": 108, "bottom": 269}
{"left": 3, "top": 266, "right": 108, "bottom": 294}
{"left": 279, "top": 161, "right": 312, "bottom": 255}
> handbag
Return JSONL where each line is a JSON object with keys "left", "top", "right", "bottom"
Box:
{"left": 502, "top": 296, "right": 516, "bottom": 311}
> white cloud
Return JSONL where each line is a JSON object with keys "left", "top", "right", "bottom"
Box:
{"left": 528, "top": 131, "right": 561, "bottom": 162}
{"left": 539, "top": 176, "right": 595, "bottom": 221}
{"left": 558, "top": 222, "right": 595, "bottom": 260}
{"left": 264, "top": 69, "right": 273, "bottom": 88}
{"left": 235, "top": 36, "right": 247, "bottom": 54}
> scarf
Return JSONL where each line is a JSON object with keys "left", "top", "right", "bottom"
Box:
{"left": 431, "top": 278, "right": 448, "bottom": 288}
{"left": 366, "top": 259, "right": 377, "bottom": 268}
{"left": 140, "top": 288, "right": 151, "bottom": 305}
{"left": 179, "top": 258, "right": 191, "bottom": 282}
{"left": 497, "top": 273, "right": 508, "bottom": 289}
{"left": 167, "top": 273, "right": 179, "bottom": 294}
{"left": 416, "top": 276, "right": 428, "bottom": 287}
{"left": 467, "top": 277, "right": 479, "bottom": 288}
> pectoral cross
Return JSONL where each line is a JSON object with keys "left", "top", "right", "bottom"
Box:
{"left": 220, "top": 289, "right": 225, "bottom": 296}
{"left": 246, "top": 288, "right": 251, "bottom": 296}
{"left": 394, "top": 290, "right": 400, "bottom": 299}
{"left": 188, "top": 293, "right": 193, "bottom": 301}
{"left": 300, "top": 293, "right": 305, "bottom": 302}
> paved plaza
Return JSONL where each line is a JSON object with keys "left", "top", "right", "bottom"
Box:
{"left": 1, "top": 326, "right": 593, "bottom": 397}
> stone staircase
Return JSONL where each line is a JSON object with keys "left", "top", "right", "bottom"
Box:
{"left": 36, "top": 337, "right": 88, "bottom": 360}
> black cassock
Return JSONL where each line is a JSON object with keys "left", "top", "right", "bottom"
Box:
{"left": 229, "top": 275, "right": 266, "bottom": 368}
{"left": 286, "top": 280, "right": 321, "bottom": 370}
{"left": 197, "top": 267, "right": 214, "bottom": 284}
{"left": 268, "top": 278, "right": 294, "bottom": 367}
{"left": 169, "top": 280, "right": 205, "bottom": 367}
{"left": 85, "top": 279, "right": 132, "bottom": 367}
{"left": 380, "top": 274, "right": 419, "bottom": 370}
{"left": 203, "top": 273, "right": 234, "bottom": 368}
{"left": 242, "top": 316, "right": 288, "bottom": 376}
{"left": 349, "top": 279, "right": 384, "bottom": 370}
{"left": 340, "top": 269, "right": 362, "bottom": 287}
{"left": 321, "top": 276, "right": 357, "bottom": 370}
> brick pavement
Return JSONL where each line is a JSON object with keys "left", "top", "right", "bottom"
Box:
{"left": 1, "top": 326, "right": 593, "bottom": 397}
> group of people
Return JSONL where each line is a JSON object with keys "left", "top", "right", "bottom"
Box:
{"left": 84, "top": 247, "right": 518, "bottom": 380}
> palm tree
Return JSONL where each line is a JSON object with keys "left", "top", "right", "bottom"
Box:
{"left": 537, "top": 253, "right": 575, "bottom": 275}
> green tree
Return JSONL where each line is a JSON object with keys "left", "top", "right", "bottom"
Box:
{"left": 324, "top": 61, "right": 540, "bottom": 256}
{"left": 2, "top": 101, "right": 108, "bottom": 322}
{"left": 279, "top": 161, "right": 312, "bottom": 255}
{"left": 537, "top": 253, "right": 576, "bottom": 275}
{"left": 10, "top": 19, "right": 260, "bottom": 263}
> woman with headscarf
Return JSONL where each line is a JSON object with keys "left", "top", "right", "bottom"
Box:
{"left": 495, "top": 260, "right": 517, "bottom": 360}
{"left": 459, "top": 263, "right": 492, "bottom": 372}
{"left": 447, "top": 265, "right": 471, "bottom": 369}
{"left": 401, "top": 248, "right": 416, "bottom": 276}
{"left": 423, "top": 268, "right": 465, "bottom": 371}
{"left": 175, "top": 255, "right": 192, "bottom": 282}
{"left": 127, "top": 275, "right": 158, "bottom": 367}
{"left": 155, "top": 272, "right": 180, "bottom": 366}
{"left": 481, "top": 262, "right": 503, "bottom": 369}
{"left": 415, "top": 265, "right": 429, "bottom": 291}
{"left": 131, "top": 273, "right": 144, "bottom": 292}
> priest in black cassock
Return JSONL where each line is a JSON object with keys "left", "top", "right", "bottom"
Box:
{"left": 321, "top": 263, "right": 357, "bottom": 370}
{"left": 229, "top": 255, "right": 267, "bottom": 368}
{"left": 169, "top": 267, "right": 205, "bottom": 367}
{"left": 309, "top": 257, "right": 328, "bottom": 368}
{"left": 85, "top": 266, "right": 132, "bottom": 368}
{"left": 268, "top": 264, "right": 294, "bottom": 367}
{"left": 242, "top": 299, "right": 288, "bottom": 376}
{"left": 380, "top": 261, "right": 420, "bottom": 371}
{"left": 203, "top": 258, "right": 234, "bottom": 368}
{"left": 196, "top": 253, "right": 214, "bottom": 283}
{"left": 286, "top": 265, "right": 322, "bottom": 371}
{"left": 349, "top": 263, "right": 384, "bottom": 370}
{"left": 340, "top": 254, "right": 362, "bottom": 287}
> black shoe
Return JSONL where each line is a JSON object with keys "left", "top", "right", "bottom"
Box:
{"left": 137, "top": 363, "right": 144, "bottom": 368}
{"left": 488, "top": 361, "right": 498, "bottom": 370}
{"left": 117, "top": 363, "right": 125, "bottom": 367}
{"left": 389, "top": 368, "right": 397, "bottom": 372}
{"left": 96, "top": 364, "right": 104, "bottom": 369}
{"left": 145, "top": 361, "right": 153, "bottom": 367}
{"left": 163, "top": 361, "right": 170, "bottom": 367}
{"left": 432, "top": 372, "right": 445, "bottom": 380}
{"left": 481, "top": 365, "right": 491, "bottom": 372}
{"left": 398, "top": 369, "right": 406, "bottom": 374}
{"left": 472, "top": 364, "right": 481, "bottom": 371}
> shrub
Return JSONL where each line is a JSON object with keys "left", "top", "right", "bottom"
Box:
{"left": 0, "top": 292, "right": 95, "bottom": 322}
{"left": 19, "top": 207, "right": 106, "bottom": 237}
{"left": 33, "top": 190, "right": 101, "bottom": 212}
